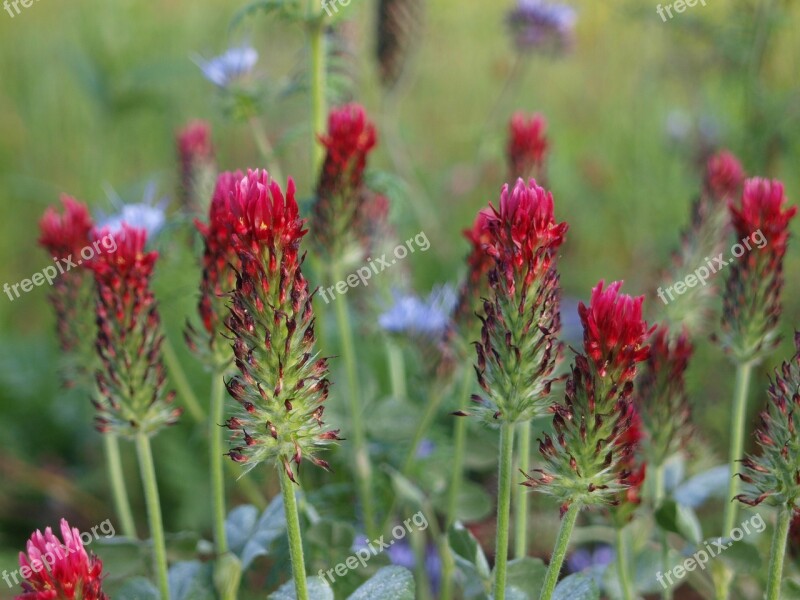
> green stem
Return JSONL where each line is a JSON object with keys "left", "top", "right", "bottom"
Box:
{"left": 493, "top": 423, "right": 516, "bottom": 600}
{"left": 385, "top": 339, "right": 407, "bottom": 400}
{"left": 766, "top": 504, "right": 792, "bottom": 600}
{"left": 210, "top": 374, "right": 228, "bottom": 555}
{"left": 103, "top": 434, "right": 136, "bottom": 539}
{"left": 401, "top": 383, "right": 446, "bottom": 474}
{"left": 723, "top": 362, "right": 753, "bottom": 535}
{"left": 162, "top": 336, "right": 206, "bottom": 422}
{"left": 135, "top": 434, "right": 170, "bottom": 600}
{"left": 717, "top": 362, "right": 753, "bottom": 600}
{"left": 330, "top": 262, "right": 377, "bottom": 538}
{"left": 654, "top": 463, "right": 671, "bottom": 600}
{"left": 307, "top": 15, "right": 327, "bottom": 177}
{"left": 514, "top": 421, "right": 531, "bottom": 558}
{"left": 446, "top": 367, "right": 474, "bottom": 527}
{"left": 539, "top": 503, "right": 580, "bottom": 600}
{"left": 249, "top": 117, "right": 284, "bottom": 184}
{"left": 280, "top": 465, "right": 309, "bottom": 600}
{"left": 616, "top": 527, "right": 634, "bottom": 600}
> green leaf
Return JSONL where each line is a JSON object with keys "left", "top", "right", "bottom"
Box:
{"left": 168, "top": 561, "right": 215, "bottom": 600}
{"left": 782, "top": 578, "right": 800, "bottom": 600}
{"left": 718, "top": 538, "right": 763, "bottom": 574}
{"left": 229, "top": 0, "right": 303, "bottom": 29}
{"left": 503, "top": 557, "right": 547, "bottom": 598}
{"left": 448, "top": 522, "right": 491, "bottom": 598}
{"left": 433, "top": 480, "right": 492, "bottom": 522}
{"left": 347, "top": 566, "right": 415, "bottom": 600}
{"left": 552, "top": 573, "right": 600, "bottom": 600}
{"left": 387, "top": 467, "right": 427, "bottom": 509}
{"left": 673, "top": 465, "right": 730, "bottom": 508}
{"left": 269, "top": 576, "right": 334, "bottom": 599}
{"left": 117, "top": 577, "right": 160, "bottom": 600}
{"left": 306, "top": 519, "right": 357, "bottom": 568}
{"left": 654, "top": 499, "right": 703, "bottom": 544}
{"left": 226, "top": 498, "right": 286, "bottom": 570}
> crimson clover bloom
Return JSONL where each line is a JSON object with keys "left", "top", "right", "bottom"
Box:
{"left": 660, "top": 150, "right": 745, "bottom": 335}
{"left": 223, "top": 170, "right": 339, "bottom": 481}
{"left": 311, "top": 103, "right": 377, "bottom": 259}
{"left": 38, "top": 196, "right": 96, "bottom": 388}
{"left": 719, "top": 178, "right": 797, "bottom": 363}
{"left": 507, "top": 112, "right": 549, "bottom": 181}
{"left": 15, "top": 519, "right": 107, "bottom": 600}
{"left": 525, "top": 281, "right": 651, "bottom": 509}
{"left": 177, "top": 120, "right": 216, "bottom": 213}
{"left": 635, "top": 324, "right": 693, "bottom": 466}
{"left": 185, "top": 171, "right": 244, "bottom": 369}
{"left": 736, "top": 333, "right": 800, "bottom": 509}
{"left": 89, "top": 224, "right": 180, "bottom": 436}
{"left": 467, "top": 178, "right": 568, "bottom": 424}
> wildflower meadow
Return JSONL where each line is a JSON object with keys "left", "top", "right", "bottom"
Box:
{"left": 2, "top": 1, "right": 800, "bottom": 599}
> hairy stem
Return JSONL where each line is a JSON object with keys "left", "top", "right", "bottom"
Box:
{"left": 616, "top": 527, "right": 634, "bottom": 600}
{"left": 135, "top": 434, "right": 170, "bottom": 600}
{"left": 514, "top": 421, "right": 531, "bottom": 558}
{"left": 307, "top": 14, "right": 327, "bottom": 177}
{"left": 493, "top": 423, "right": 516, "bottom": 600}
{"left": 766, "top": 504, "right": 792, "bottom": 600}
{"left": 210, "top": 374, "right": 228, "bottom": 555}
{"left": 723, "top": 362, "right": 753, "bottom": 534}
{"left": 104, "top": 434, "right": 136, "bottom": 539}
{"left": 539, "top": 503, "right": 580, "bottom": 600}
{"left": 654, "top": 462, "right": 672, "bottom": 600}
{"left": 280, "top": 465, "right": 309, "bottom": 600}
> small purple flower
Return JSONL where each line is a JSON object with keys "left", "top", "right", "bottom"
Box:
{"left": 415, "top": 438, "right": 435, "bottom": 459}
{"left": 567, "top": 544, "right": 614, "bottom": 574}
{"left": 193, "top": 46, "right": 258, "bottom": 88}
{"left": 378, "top": 285, "right": 457, "bottom": 338}
{"left": 387, "top": 539, "right": 442, "bottom": 594}
{"left": 507, "top": 0, "right": 577, "bottom": 54}
{"left": 97, "top": 182, "right": 167, "bottom": 238}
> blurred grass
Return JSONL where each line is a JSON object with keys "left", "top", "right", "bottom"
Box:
{"left": 0, "top": 0, "right": 799, "bottom": 594}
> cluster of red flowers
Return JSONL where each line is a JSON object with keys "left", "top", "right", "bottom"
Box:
{"left": 526, "top": 281, "right": 651, "bottom": 510}
{"left": 468, "top": 178, "right": 567, "bottom": 424}
{"left": 720, "top": 177, "right": 797, "bottom": 362}
{"left": 704, "top": 150, "right": 745, "bottom": 200}
{"left": 311, "top": 104, "right": 378, "bottom": 256}
{"left": 507, "top": 112, "right": 549, "bottom": 181}
{"left": 15, "top": 519, "right": 107, "bottom": 600}
{"left": 177, "top": 120, "right": 216, "bottom": 212}
{"left": 222, "top": 170, "right": 338, "bottom": 481}
{"left": 90, "top": 224, "right": 180, "bottom": 436}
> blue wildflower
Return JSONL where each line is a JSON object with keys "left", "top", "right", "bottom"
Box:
{"left": 378, "top": 285, "right": 457, "bottom": 338}
{"left": 97, "top": 182, "right": 167, "bottom": 238}
{"left": 193, "top": 46, "right": 258, "bottom": 88}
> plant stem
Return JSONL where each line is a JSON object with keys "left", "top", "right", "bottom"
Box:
{"left": 766, "top": 504, "right": 792, "bottom": 600}
{"left": 514, "top": 421, "right": 531, "bottom": 558}
{"left": 280, "top": 465, "right": 309, "bottom": 600}
{"left": 539, "top": 503, "right": 580, "bottom": 600}
{"left": 616, "top": 527, "right": 634, "bottom": 600}
{"left": 307, "top": 15, "right": 327, "bottom": 177}
{"left": 249, "top": 117, "right": 283, "bottom": 184}
{"left": 654, "top": 462, "right": 672, "bottom": 600}
{"left": 385, "top": 339, "right": 407, "bottom": 400}
{"left": 493, "top": 422, "right": 516, "bottom": 600}
{"left": 446, "top": 367, "right": 474, "bottom": 527}
{"left": 330, "top": 262, "right": 377, "bottom": 538}
{"left": 162, "top": 336, "right": 206, "bottom": 422}
{"left": 401, "top": 383, "right": 446, "bottom": 475}
{"left": 717, "top": 361, "right": 753, "bottom": 600}
{"left": 135, "top": 434, "right": 170, "bottom": 600}
{"left": 210, "top": 374, "right": 228, "bottom": 555}
{"left": 723, "top": 362, "right": 753, "bottom": 535}
{"left": 103, "top": 434, "right": 136, "bottom": 539}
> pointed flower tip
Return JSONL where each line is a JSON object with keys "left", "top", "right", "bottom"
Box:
{"left": 38, "top": 195, "right": 94, "bottom": 259}
{"left": 730, "top": 177, "right": 797, "bottom": 255}
{"left": 705, "top": 150, "right": 744, "bottom": 200}
{"left": 507, "top": 112, "right": 549, "bottom": 178}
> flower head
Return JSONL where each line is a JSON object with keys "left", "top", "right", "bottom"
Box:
{"left": 38, "top": 196, "right": 96, "bottom": 386}
{"left": 579, "top": 281, "right": 649, "bottom": 384}
{"left": 194, "top": 46, "right": 258, "bottom": 88}
{"left": 312, "top": 104, "right": 377, "bottom": 258}
{"left": 506, "top": 0, "right": 577, "bottom": 54}
{"left": 719, "top": 178, "right": 796, "bottom": 363}
{"left": 705, "top": 150, "right": 744, "bottom": 200}
{"left": 635, "top": 325, "right": 693, "bottom": 465}
{"left": 186, "top": 171, "right": 243, "bottom": 367}
{"left": 89, "top": 225, "right": 180, "bottom": 436}
{"left": 177, "top": 120, "right": 216, "bottom": 213}
{"left": 468, "top": 179, "right": 567, "bottom": 424}
{"left": 454, "top": 209, "right": 494, "bottom": 328}
{"left": 223, "top": 170, "right": 337, "bottom": 481}
{"left": 15, "top": 519, "right": 107, "bottom": 600}
{"left": 524, "top": 281, "right": 650, "bottom": 509}
{"left": 507, "top": 112, "right": 549, "bottom": 181}
{"left": 39, "top": 196, "right": 93, "bottom": 260}
{"left": 735, "top": 334, "right": 800, "bottom": 510}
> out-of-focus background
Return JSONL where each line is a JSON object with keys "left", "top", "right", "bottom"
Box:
{"left": 0, "top": 0, "right": 798, "bottom": 597}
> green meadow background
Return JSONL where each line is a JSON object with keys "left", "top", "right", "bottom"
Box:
{"left": 0, "top": 0, "right": 798, "bottom": 597}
